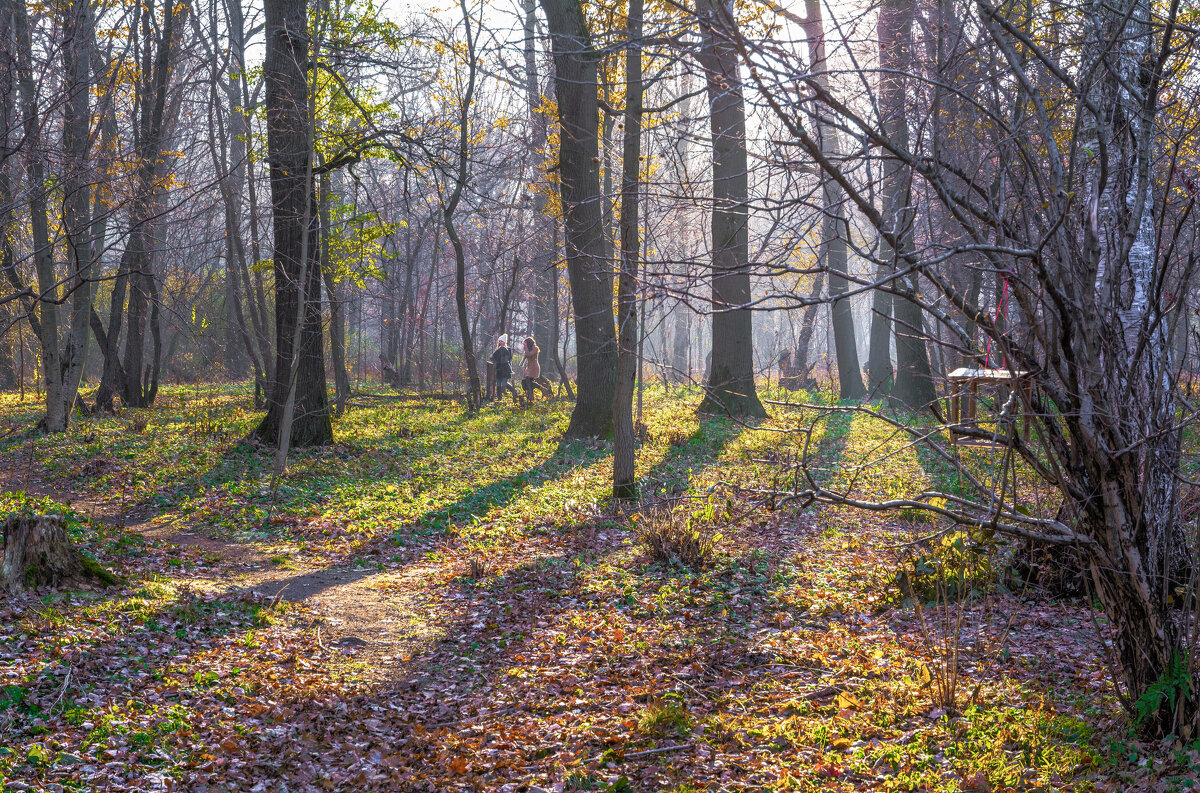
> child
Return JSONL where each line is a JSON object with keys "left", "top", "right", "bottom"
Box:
{"left": 491, "top": 335, "right": 520, "bottom": 404}
{"left": 521, "top": 337, "right": 553, "bottom": 403}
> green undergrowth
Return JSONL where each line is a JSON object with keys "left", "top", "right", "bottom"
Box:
{"left": 0, "top": 384, "right": 840, "bottom": 555}
{"left": 1, "top": 382, "right": 1181, "bottom": 791}
{"left": 0, "top": 384, "right": 1044, "bottom": 547}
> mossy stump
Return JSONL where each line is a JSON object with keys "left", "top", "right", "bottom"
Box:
{"left": 1, "top": 514, "right": 120, "bottom": 592}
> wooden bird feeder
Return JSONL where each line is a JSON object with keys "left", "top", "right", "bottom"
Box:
{"left": 945, "top": 367, "right": 1032, "bottom": 448}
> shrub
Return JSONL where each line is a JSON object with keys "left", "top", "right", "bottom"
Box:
{"left": 665, "top": 429, "right": 691, "bottom": 448}
{"left": 636, "top": 504, "right": 723, "bottom": 570}
{"left": 892, "top": 528, "right": 1001, "bottom": 603}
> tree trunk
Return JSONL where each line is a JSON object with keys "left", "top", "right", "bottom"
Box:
{"left": 399, "top": 230, "right": 420, "bottom": 385}
{"left": 803, "top": 0, "right": 864, "bottom": 400}
{"left": 1069, "top": 0, "right": 1191, "bottom": 736}
{"left": 879, "top": 0, "right": 934, "bottom": 409}
{"left": 416, "top": 250, "right": 436, "bottom": 391}
{"left": 672, "top": 301, "right": 689, "bottom": 382}
{"left": 525, "top": 0, "right": 558, "bottom": 376}
{"left": 146, "top": 269, "right": 163, "bottom": 404}
{"left": 866, "top": 269, "right": 893, "bottom": 395}
{"left": 550, "top": 228, "right": 573, "bottom": 398}
{"left": 539, "top": 0, "right": 617, "bottom": 437}
{"left": 0, "top": 311, "right": 14, "bottom": 390}
{"left": 111, "top": 0, "right": 180, "bottom": 409}
{"left": 57, "top": 0, "right": 94, "bottom": 420}
{"left": 695, "top": 0, "right": 765, "bottom": 418}
{"left": 237, "top": 37, "right": 274, "bottom": 401}
{"left": 253, "top": 0, "right": 333, "bottom": 448}
{"left": 122, "top": 267, "right": 151, "bottom": 406}
{"left": 223, "top": 249, "right": 246, "bottom": 378}
{"left": 792, "top": 272, "right": 824, "bottom": 388}
{"left": 383, "top": 237, "right": 400, "bottom": 369}
{"left": 0, "top": 5, "right": 23, "bottom": 394}
{"left": 446, "top": 0, "right": 481, "bottom": 411}
{"left": 94, "top": 248, "right": 131, "bottom": 413}
{"left": 211, "top": 0, "right": 255, "bottom": 381}
{"left": 2, "top": 515, "right": 119, "bottom": 592}
{"left": 223, "top": 0, "right": 271, "bottom": 403}
{"left": 12, "top": 0, "right": 64, "bottom": 430}
{"left": 91, "top": 28, "right": 142, "bottom": 413}
{"left": 124, "top": 0, "right": 166, "bottom": 407}
{"left": 84, "top": 58, "right": 116, "bottom": 397}
{"left": 321, "top": 170, "right": 350, "bottom": 416}
{"left": 613, "top": 0, "right": 643, "bottom": 499}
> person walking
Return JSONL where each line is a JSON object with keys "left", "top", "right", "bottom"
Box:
{"left": 521, "top": 336, "right": 553, "bottom": 403}
{"left": 491, "top": 335, "right": 520, "bottom": 404}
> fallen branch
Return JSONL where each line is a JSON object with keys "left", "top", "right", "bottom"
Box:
{"left": 425, "top": 706, "right": 517, "bottom": 730}
{"left": 621, "top": 744, "right": 691, "bottom": 759}
{"left": 52, "top": 665, "right": 73, "bottom": 714}
{"left": 803, "top": 684, "right": 845, "bottom": 700}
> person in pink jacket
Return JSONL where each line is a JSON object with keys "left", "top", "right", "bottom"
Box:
{"left": 521, "top": 337, "right": 553, "bottom": 403}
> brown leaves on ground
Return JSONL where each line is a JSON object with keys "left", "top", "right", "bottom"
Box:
{"left": 2, "top": 391, "right": 1197, "bottom": 791}
{"left": 3, "top": 501, "right": 1192, "bottom": 792}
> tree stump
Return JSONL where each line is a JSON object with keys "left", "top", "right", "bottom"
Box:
{"left": 381, "top": 356, "right": 401, "bottom": 388}
{"left": 1, "top": 514, "right": 120, "bottom": 592}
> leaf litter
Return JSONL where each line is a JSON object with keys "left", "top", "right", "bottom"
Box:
{"left": 0, "top": 384, "right": 1196, "bottom": 791}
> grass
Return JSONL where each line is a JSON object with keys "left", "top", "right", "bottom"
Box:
{"left": 0, "top": 384, "right": 741, "bottom": 549}
{"left": 0, "top": 382, "right": 1191, "bottom": 791}
{"left": 638, "top": 701, "right": 693, "bottom": 737}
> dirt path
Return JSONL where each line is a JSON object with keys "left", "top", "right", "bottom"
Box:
{"left": 0, "top": 467, "right": 440, "bottom": 683}
{"left": 227, "top": 561, "right": 445, "bottom": 681}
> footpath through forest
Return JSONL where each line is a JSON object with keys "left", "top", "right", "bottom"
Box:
{"left": 0, "top": 385, "right": 1195, "bottom": 792}
{"left": 0, "top": 464, "right": 441, "bottom": 683}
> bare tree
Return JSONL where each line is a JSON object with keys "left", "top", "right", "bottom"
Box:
{"left": 445, "top": 0, "right": 482, "bottom": 410}
{"left": 878, "top": 0, "right": 934, "bottom": 408}
{"left": 801, "top": 0, "right": 864, "bottom": 400}
{"left": 746, "top": 0, "right": 1200, "bottom": 735}
{"left": 523, "top": 0, "right": 559, "bottom": 384}
{"left": 695, "top": 0, "right": 764, "bottom": 418}
{"left": 613, "top": 0, "right": 644, "bottom": 498}
{"left": 539, "top": 0, "right": 617, "bottom": 437}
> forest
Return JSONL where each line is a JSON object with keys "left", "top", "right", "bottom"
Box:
{"left": 1, "top": 0, "right": 1199, "bottom": 789}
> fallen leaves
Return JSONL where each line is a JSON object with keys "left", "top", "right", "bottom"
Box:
{"left": 1, "top": 387, "right": 1195, "bottom": 790}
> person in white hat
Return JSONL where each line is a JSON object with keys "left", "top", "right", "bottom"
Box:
{"left": 490, "top": 335, "right": 520, "bottom": 404}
